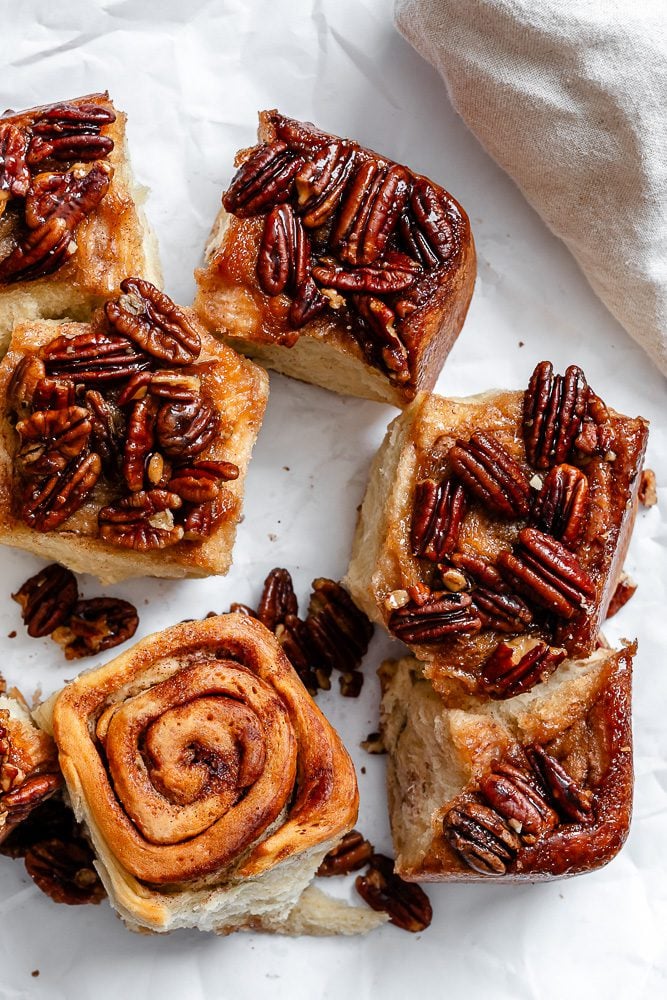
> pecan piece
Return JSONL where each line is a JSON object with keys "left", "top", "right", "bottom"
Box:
{"left": 523, "top": 361, "right": 588, "bottom": 469}
{"left": 181, "top": 492, "right": 233, "bottom": 542}
{"left": 638, "top": 468, "right": 657, "bottom": 508}
{"left": 7, "top": 355, "right": 46, "bottom": 417}
{"left": 351, "top": 294, "right": 410, "bottom": 383}
{"left": 411, "top": 478, "right": 466, "bottom": 562}
{"left": 526, "top": 744, "right": 594, "bottom": 824}
{"left": 305, "top": 578, "right": 374, "bottom": 675}
{"left": 22, "top": 452, "right": 101, "bottom": 531}
{"left": 16, "top": 405, "right": 91, "bottom": 476}
{"left": 575, "top": 389, "right": 615, "bottom": 459}
{"left": 257, "top": 567, "right": 298, "bottom": 631}
{"left": 606, "top": 573, "right": 637, "bottom": 618}
{"left": 312, "top": 251, "right": 420, "bottom": 295}
{"left": 498, "top": 528, "right": 595, "bottom": 620}
{"left": 24, "top": 837, "right": 105, "bottom": 905}
{"left": 275, "top": 614, "right": 323, "bottom": 695}
{"left": 449, "top": 553, "right": 533, "bottom": 633}
{"left": 223, "top": 141, "right": 304, "bottom": 217}
{"left": 443, "top": 799, "right": 521, "bottom": 875}
{"left": 400, "top": 178, "right": 458, "bottom": 267}
{"left": 40, "top": 329, "right": 151, "bottom": 383}
{"left": 122, "top": 397, "right": 156, "bottom": 492}
{"left": 0, "top": 122, "right": 30, "bottom": 203}
{"left": 480, "top": 640, "right": 566, "bottom": 699}
{"left": 295, "top": 142, "right": 357, "bottom": 228}
{"left": 24, "top": 162, "right": 112, "bottom": 229}
{"left": 98, "top": 489, "right": 183, "bottom": 551}
{"left": 339, "top": 671, "right": 364, "bottom": 697}
{"left": 147, "top": 371, "right": 202, "bottom": 404}
{"left": 256, "top": 204, "right": 326, "bottom": 327}
{"left": 449, "top": 431, "right": 532, "bottom": 518}
{"left": 389, "top": 588, "right": 481, "bottom": 644}
{"left": 51, "top": 597, "right": 138, "bottom": 659}
{"left": 155, "top": 397, "right": 219, "bottom": 459}
{"left": 167, "top": 459, "right": 238, "bottom": 503}
{"left": 32, "top": 377, "right": 76, "bottom": 412}
{"left": 1, "top": 773, "right": 62, "bottom": 826}
{"left": 330, "top": 161, "right": 410, "bottom": 266}
{"left": 28, "top": 101, "right": 115, "bottom": 166}
{"left": 478, "top": 763, "right": 558, "bottom": 842}
{"left": 317, "top": 830, "right": 374, "bottom": 876}
{"left": 0, "top": 216, "right": 75, "bottom": 283}
{"left": 529, "top": 463, "right": 589, "bottom": 549}
{"left": 355, "top": 854, "right": 432, "bottom": 932}
{"left": 105, "top": 278, "right": 201, "bottom": 365}
{"left": 12, "top": 564, "right": 78, "bottom": 637}
{"left": 85, "top": 390, "right": 123, "bottom": 476}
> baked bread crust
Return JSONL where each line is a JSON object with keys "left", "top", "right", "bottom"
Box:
{"left": 194, "top": 110, "right": 476, "bottom": 407}
{"left": 0, "top": 682, "right": 61, "bottom": 844}
{"left": 0, "top": 93, "right": 162, "bottom": 351}
{"left": 379, "top": 645, "right": 634, "bottom": 881}
{"left": 0, "top": 304, "right": 269, "bottom": 583}
{"left": 38, "top": 614, "right": 367, "bottom": 934}
{"left": 345, "top": 381, "right": 648, "bottom": 695}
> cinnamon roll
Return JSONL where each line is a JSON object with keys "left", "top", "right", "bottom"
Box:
{"left": 38, "top": 614, "right": 379, "bottom": 934}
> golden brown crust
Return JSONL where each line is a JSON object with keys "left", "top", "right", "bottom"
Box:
{"left": 47, "top": 615, "right": 358, "bottom": 931}
{"left": 0, "top": 311, "right": 269, "bottom": 583}
{"left": 0, "top": 93, "right": 162, "bottom": 349}
{"left": 346, "top": 387, "right": 648, "bottom": 693}
{"left": 194, "top": 111, "right": 476, "bottom": 407}
{"left": 380, "top": 645, "right": 634, "bottom": 882}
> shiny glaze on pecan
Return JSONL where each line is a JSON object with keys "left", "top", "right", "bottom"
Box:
{"left": 98, "top": 489, "right": 184, "bottom": 551}
{"left": 16, "top": 405, "right": 91, "bottom": 476}
{"left": 449, "top": 431, "right": 532, "bottom": 519}
{"left": 443, "top": 799, "right": 521, "bottom": 876}
{"left": 480, "top": 640, "right": 566, "bottom": 699}
{"left": 105, "top": 278, "right": 202, "bottom": 365}
{"left": 0, "top": 123, "right": 30, "bottom": 204}
{"left": 389, "top": 588, "right": 481, "bottom": 644}
{"left": 12, "top": 564, "right": 78, "bottom": 638}
{"left": 449, "top": 552, "right": 534, "bottom": 635}
{"left": 525, "top": 744, "right": 594, "bottom": 824}
{"left": 40, "top": 328, "right": 152, "bottom": 383}
{"left": 256, "top": 567, "right": 298, "bottom": 632}
{"left": 478, "top": 763, "right": 558, "bottom": 843}
{"left": 411, "top": 478, "right": 467, "bottom": 562}
{"left": 498, "top": 527, "right": 595, "bottom": 620}
{"left": 7, "top": 356, "right": 46, "bottom": 417}
{"left": 22, "top": 452, "right": 101, "bottom": 531}
{"left": 522, "top": 361, "right": 588, "bottom": 469}
{"left": 529, "top": 463, "right": 589, "bottom": 549}
{"left": 355, "top": 853, "right": 432, "bottom": 932}
{"left": 155, "top": 397, "right": 219, "bottom": 459}
{"left": 317, "top": 829, "right": 374, "bottom": 876}
{"left": 51, "top": 597, "right": 139, "bottom": 659}
{"left": 223, "top": 141, "right": 304, "bottom": 217}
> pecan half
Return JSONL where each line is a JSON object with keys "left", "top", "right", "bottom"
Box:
{"left": 317, "top": 830, "right": 374, "bottom": 876}
{"left": 389, "top": 588, "right": 481, "bottom": 644}
{"left": 312, "top": 251, "right": 420, "bottom": 295}
{"left": 155, "top": 398, "right": 219, "bottom": 459}
{"left": 574, "top": 389, "right": 615, "bottom": 459}
{"left": 16, "top": 405, "right": 91, "bottom": 476}
{"left": 295, "top": 142, "right": 357, "bottom": 228}
{"left": 330, "top": 161, "right": 410, "bottom": 266}
{"left": 0, "top": 122, "right": 30, "bottom": 202}
{"left": 522, "top": 362, "right": 588, "bottom": 469}
{"left": 22, "top": 452, "right": 101, "bottom": 532}
{"left": 12, "top": 564, "right": 78, "bottom": 638}
{"left": 98, "top": 489, "right": 183, "bottom": 551}
{"left": 51, "top": 597, "right": 138, "bottom": 659}
{"left": 411, "top": 478, "right": 466, "bottom": 562}
{"left": 399, "top": 178, "right": 458, "bottom": 268}
{"left": 478, "top": 763, "right": 558, "bottom": 842}
{"left": 122, "top": 397, "right": 156, "bottom": 492}
{"left": 355, "top": 854, "right": 432, "bottom": 932}
{"left": 449, "top": 432, "right": 531, "bottom": 518}
{"left": 305, "top": 578, "right": 374, "bottom": 675}
{"left": 147, "top": 371, "right": 202, "bottom": 404}
{"left": 105, "top": 278, "right": 201, "bottom": 365}
{"left": 31, "top": 102, "right": 116, "bottom": 135}
{"left": 24, "top": 162, "right": 112, "bottom": 230}
{"left": 256, "top": 204, "right": 326, "bottom": 327}
{"left": 7, "top": 355, "right": 46, "bottom": 417}
{"left": 275, "top": 614, "right": 323, "bottom": 695}
{"left": 40, "top": 329, "right": 151, "bottom": 383}
{"left": 443, "top": 799, "right": 521, "bottom": 875}
{"left": 480, "top": 640, "right": 566, "bottom": 699}
{"left": 1, "top": 773, "right": 62, "bottom": 826}
{"left": 223, "top": 141, "right": 305, "bottom": 217}
{"left": 449, "top": 553, "right": 533, "bottom": 633}
{"left": 167, "top": 459, "right": 238, "bottom": 503}
{"left": 526, "top": 744, "right": 594, "bottom": 823}
{"left": 257, "top": 567, "right": 298, "bottom": 631}
{"left": 497, "top": 528, "right": 595, "bottom": 620}
{"left": 529, "top": 463, "right": 589, "bottom": 549}
{"left": 0, "top": 216, "right": 75, "bottom": 283}
{"left": 27, "top": 101, "right": 115, "bottom": 166}
{"left": 181, "top": 492, "right": 232, "bottom": 542}
{"left": 24, "top": 838, "right": 105, "bottom": 905}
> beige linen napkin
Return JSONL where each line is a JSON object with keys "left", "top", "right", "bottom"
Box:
{"left": 395, "top": 0, "right": 667, "bottom": 376}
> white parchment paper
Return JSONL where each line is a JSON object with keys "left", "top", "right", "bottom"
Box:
{"left": 0, "top": 2, "right": 665, "bottom": 998}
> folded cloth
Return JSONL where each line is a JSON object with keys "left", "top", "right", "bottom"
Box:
{"left": 395, "top": 0, "right": 667, "bottom": 376}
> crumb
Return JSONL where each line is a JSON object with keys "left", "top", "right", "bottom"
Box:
{"left": 518, "top": 340, "right": 524, "bottom": 347}
{"left": 283, "top": 466, "right": 290, "bottom": 471}
{"left": 268, "top": 533, "right": 277, "bottom": 542}
{"left": 361, "top": 766, "right": 366, "bottom": 774}
{"left": 31, "top": 970, "right": 40, "bottom": 977}
{"left": 7, "top": 630, "right": 16, "bottom": 638}
{"left": 144, "top": 599, "right": 149, "bottom": 605}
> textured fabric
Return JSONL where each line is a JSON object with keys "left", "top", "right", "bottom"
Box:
{"left": 394, "top": 0, "right": 667, "bottom": 376}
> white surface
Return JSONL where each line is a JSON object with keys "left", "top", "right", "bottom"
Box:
{"left": 0, "top": 2, "right": 665, "bottom": 998}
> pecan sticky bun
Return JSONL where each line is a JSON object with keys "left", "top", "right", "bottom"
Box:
{"left": 347, "top": 360, "right": 649, "bottom": 698}
{"left": 195, "top": 111, "right": 476, "bottom": 407}
{"left": 44, "top": 615, "right": 360, "bottom": 933}
{"left": 0, "top": 279, "right": 269, "bottom": 582}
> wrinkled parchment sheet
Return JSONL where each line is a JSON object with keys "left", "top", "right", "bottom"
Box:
{"left": 0, "top": 2, "right": 665, "bottom": 998}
